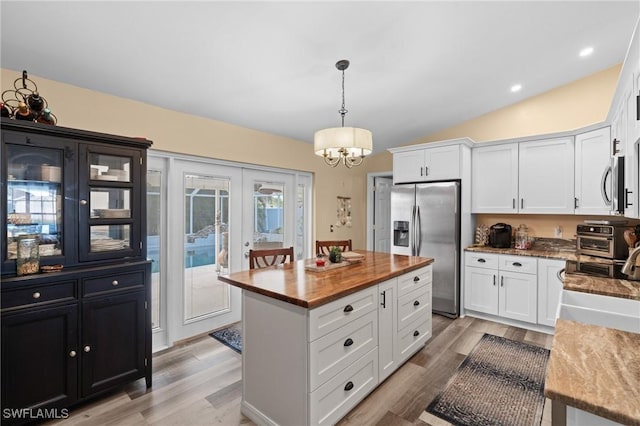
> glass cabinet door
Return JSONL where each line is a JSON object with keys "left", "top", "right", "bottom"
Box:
{"left": 78, "top": 145, "right": 141, "bottom": 261}
{"left": 5, "top": 144, "right": 65, "bottom": 265}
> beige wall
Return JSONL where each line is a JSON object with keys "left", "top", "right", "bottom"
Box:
{"left": 0, "top": 63, "right": 624, "bottom": 249}
{"left": 364, "top": 64, "right": 623, "bottom": 239}
{"left": 1, "top": 68, "right": 367, "bottom": 250}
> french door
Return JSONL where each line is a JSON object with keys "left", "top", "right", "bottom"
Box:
{"left": 148, "top": 152, "right": 312, "bottom": 348}
{"left": 241, "top": 170, "right": 295, "bottom": 269}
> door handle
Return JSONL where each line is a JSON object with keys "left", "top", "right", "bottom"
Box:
{"left": 520, "top": 198, "right": 524, "bottom": 209}
{"left": 500, "top": 276, "right": 504, "bottom": 287}
{"left": 601, "top": 165, "right": 612, "bottom": 206}
{"left": 416, "top": 206, "right": 422, "bottom": 254}
{"left": 493, "top": 275, "right": 496, "bottom": 286}
{"left": 512, "top": 198, "right": 516, "bottom": 210}
{"left": 574, "top": 197, "right": 579, "bottom": 209}
{"left": 613, "top": 138, "right": 621, "bottom": 156}
{"left": 380, "top": 291, "right": 386, "bottom": 308}
{"left": 625, "top": 188, "right": 633, "bottom": 208}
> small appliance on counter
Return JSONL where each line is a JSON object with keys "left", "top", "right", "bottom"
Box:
{"left": 576, "top": 220, "right": 629, "bottom": 260}
{"left": 489, "top": 223, "right": 512, "bottom": 248}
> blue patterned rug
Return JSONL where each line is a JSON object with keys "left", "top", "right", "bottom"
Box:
{"left": 209, "top": 324, "right": 242, "bottom": 353}
{"left": 426, "top": 333, "right": 549, "bottom": 426}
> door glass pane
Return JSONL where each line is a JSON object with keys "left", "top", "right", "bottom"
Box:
{"left": 147, "top": 169, "right": 162, "bottom": 330}
{"left": 296, "top": 183, "right": 305, "bottom": 260}
{"left": 6, "top": 144, "right": 63, "bottom": 259}
{"left": 90, "top": 153, "right": 131, "bottom": 182}
{"left": 90, "top": 224, "right": 130, "bottom": 251}
{"left": 184, "top": 174, "right": 230, "bottom": 321}
{"left": 253, "top": 182, "right": 284, "bottom": 250}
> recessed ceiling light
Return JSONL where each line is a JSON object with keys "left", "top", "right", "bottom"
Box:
{"left": 510, "top": 84, "right": 522, "bottom": 93}
{"left": 579, "top": 47, "right": 594, "bottom": 57}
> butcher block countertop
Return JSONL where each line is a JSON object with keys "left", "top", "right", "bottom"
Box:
{"left": 218, "top": 250, "right": 433, "bottom": 309}
{"left": 545, "top": 319, "right": 640, "bottom": 425}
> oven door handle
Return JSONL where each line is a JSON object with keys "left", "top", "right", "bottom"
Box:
{"left": 601, "top": 165, "right": 612, "bottom": 206}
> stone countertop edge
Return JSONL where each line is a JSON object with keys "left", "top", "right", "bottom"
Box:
{"left": 464, "top": 245, "right": 577, "bottom": 261}
{"left": 544, "top": 319, "right": 640, "bottom": 426}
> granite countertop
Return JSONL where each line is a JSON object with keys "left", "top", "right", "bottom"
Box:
{"left": 545, "top": 319, "right": 640, "bottom": 425}
{"left": 465, "top": 238, "right": 578, "bottom": 260}
{"left": 564, "top": 272, "right": 640, "bottom": 301}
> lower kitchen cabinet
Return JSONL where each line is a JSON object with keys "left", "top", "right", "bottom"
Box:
{"left": 464, "top": 253, "right": 538, "bottom": 325}
{"left": 0, "top": 261, "right": 151, "bottom": 425}
{"left": 537, "top": 258, "right": 565, "bottom": 327}
{"left": 240, "top": 265, "right": 433, "bottom": 426}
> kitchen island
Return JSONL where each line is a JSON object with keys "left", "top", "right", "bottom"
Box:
{"left": 219, "top": 251, "right": 433, "bottom": 426}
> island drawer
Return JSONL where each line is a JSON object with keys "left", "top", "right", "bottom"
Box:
{"left": 397, "top": 315, "right": 431, "bottom": 364}
{"left": 309, "top": 310, "right": 378, "bottom": 392}
{"left": 309, "top": 347, "right": 378, "bottom": 426}
{"left": 82, "top": 270, "right": 145, "bottom": 296}
{"left": 309, "top": 286, "right": 378, "bottom": 342}
{"left": 397, "top": 284, "right": 432, "bottom": 331}
{"left": 2, "top": 281, "right": 77, "bottom": 311}
{"left": 397, "top": 265, "right": 432, "bottom": 297}
{"left": 464, "top": 252, "right": 499, "bottom": 269}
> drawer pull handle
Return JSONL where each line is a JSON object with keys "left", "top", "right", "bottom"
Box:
{"left": 32, "top": 292, "right": 41, "bottom": 299}
{"left": 477, "top": 258, "right": 486, "bottom": 263}
{"left": 344, "top": 381, "right": 354, "bottom": 391}
{"left": 493, "top": 275, "right": 496, "bottom": 286}
{"left": 501, "top": 276, "right": 504, "bottom": 287}
{"left": 80, "top": 199, "right": 88, "bottom": 205}
{"left": 413, "top": 276, "right": 420, "bottom": 282}
{"left": 413, "top": 330, "right": 420, "bottom": 337}
{"left": 343, "top": 305, "right": 354, "bottom": 313}
{"left": 344, "top": 338, "right": 354, "bottom": 347}
{"left": 413, "top": 300, "right": 420, "bottom": 306}
{"left": 512, "top": 262, "right": 522, "bottom": 267}
{"left": 84, "top": 345, "right": 91, "bottom": 353}
{"left": 112, "top": 280, "right": 119, "bottom": 286}
{"left": 69, "top": 350, "right": 77, "bottom": 358}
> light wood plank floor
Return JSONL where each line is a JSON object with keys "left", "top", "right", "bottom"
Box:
{"left": 47, "top": 315, "right": 554, "bottom": 426}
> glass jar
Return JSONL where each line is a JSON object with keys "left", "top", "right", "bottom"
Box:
{"left": 16, "top": 234, "right": 40, "bottom": 275}
{"left": 515, "top": 224, "right": 530, "bottom": 249}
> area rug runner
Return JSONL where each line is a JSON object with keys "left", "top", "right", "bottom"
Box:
{"left": 209, "top": 324, "right": 242, "bottom": 353}
{"left": 426, "top": 333, "right": 549, "bottom": 426}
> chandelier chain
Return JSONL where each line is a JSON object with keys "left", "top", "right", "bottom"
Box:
{"left": 339, "top": 68, "right": 347, "bottom": 127}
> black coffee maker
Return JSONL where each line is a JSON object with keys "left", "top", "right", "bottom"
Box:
{"left": 489, "top": 223, "right": 512, "bottom": 248}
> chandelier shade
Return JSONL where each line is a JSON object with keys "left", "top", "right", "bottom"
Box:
{"left": 314, "top": 59, "right": 372, "bottom": 168}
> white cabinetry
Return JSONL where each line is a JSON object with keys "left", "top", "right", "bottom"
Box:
{"left": 241, "top": 266, "right": 433, "bottom": 426}
{"left": 471, "top": 137, "right": 574, "bottom": 214}
{"left": 519, "top": 137, "right": 575, "bottom": 214}
{"left": 471, "top": 144, "right": 519, "bottom": 212}
{"left": 378, "top": 266, "right": 432, "bottom": 383}
{"left": 392, "top": 144, "right": 461, "bottom": 183}
{"left": 377, "top": 278, "right": 397, "bottom": 382}
{"left": 537, "top": 259, "right": 565, "bottom": 327}
{"left": 464, "top": 253, "right": 538, "bottom": 324}
{"left": 574, "top": 127, "right": 612, "bottom": 215}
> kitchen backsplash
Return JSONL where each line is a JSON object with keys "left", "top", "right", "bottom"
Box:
{"left": 475, "top": 214, "right": 640, "bottom": 240}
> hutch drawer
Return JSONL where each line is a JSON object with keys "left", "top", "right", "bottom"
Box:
{"left": 82, "top": 270, "right": 145, "bottom": 296}
{"left": 1, "top": 281, "right": 76, "bottom": 311}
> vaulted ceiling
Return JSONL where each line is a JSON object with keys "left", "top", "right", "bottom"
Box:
{"left": 1, "top": 1, "right": 639, "bottom": 154}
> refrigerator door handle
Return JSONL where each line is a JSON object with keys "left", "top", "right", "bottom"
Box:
{"left": 416, "top": 206, "right": 422, "bottom": 255}
{"left": 411, "top": 205, "right": 417, "bottom": 255}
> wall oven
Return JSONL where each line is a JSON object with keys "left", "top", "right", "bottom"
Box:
{"left": 576, "top": 223, "right": 629, "bottom": 260}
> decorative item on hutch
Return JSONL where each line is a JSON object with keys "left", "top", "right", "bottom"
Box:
{"left": 1, "top": 70, "right": 57, "bottom": 124}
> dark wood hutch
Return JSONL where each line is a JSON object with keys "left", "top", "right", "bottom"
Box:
{"left": 1, "top": 118, "right": 152, "bottom": 424}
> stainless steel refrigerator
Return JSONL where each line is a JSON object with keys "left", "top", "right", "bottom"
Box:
{"left": 391, "top": 181, "right": 460, "bottom": 318}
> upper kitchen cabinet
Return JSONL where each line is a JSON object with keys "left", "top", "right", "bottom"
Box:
{"left": 519, "top": 137, "right": 575, "bottom": 214}
{"left": 472, "top": 137, "right": 575, "bottom": 214}
{"left": 390, "top": 140, "right": 472, "bottom": 184}
{"left": 471, "top": 143, "right": 518, "bottom": 212}
{"left": 574, "top": 127, "right": 612, "bottom": 215}
{"left": 607, "top": 17, "right": 639, "bottom": 218}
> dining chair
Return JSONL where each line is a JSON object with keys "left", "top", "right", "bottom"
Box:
{"left": 249, "top": 246, "right": 294, "bottom": 269}
{"left": 315, "top": 239, "right": 352, "bottom": 256}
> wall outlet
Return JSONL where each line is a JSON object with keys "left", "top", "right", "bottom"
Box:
{"left": 554, "top": 226, "right": 563, "bottom": 238}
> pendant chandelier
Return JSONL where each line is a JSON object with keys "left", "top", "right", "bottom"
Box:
{"left": 314, "top": 60, "right": 372, "bottom": 168}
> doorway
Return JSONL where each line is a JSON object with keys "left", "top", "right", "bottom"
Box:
{"left": 367, "top": 173, "right": 393, "bottom": 252}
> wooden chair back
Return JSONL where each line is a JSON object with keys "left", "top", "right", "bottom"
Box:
{"left": 315, "top": 239, "right": 352, "bottom": 256}
{"left": 249, "top": 246, "right": 294, "bottom": 269}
